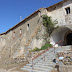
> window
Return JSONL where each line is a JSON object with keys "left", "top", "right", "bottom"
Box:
{"left": 53, "top": 6, "right": 56, "bottom": 10}
{"left": 27, "top": 24, "right": 29, "bottom": 31}
{"left": 20, "top": 29, "right": 22, "bottom": 34}
{"left": 65, "top": 7, "right": 70, "bottom": 14}
{"left": 13, "top": 31, "right": 15, "bottom": 39}
{"left": 38, "top": 11, "right": 41, "bottom": 17}
{"left": 1, "top": 37, "right": 2, "bottom": 41}
{"left": 20, "top": 28, "right": 22, "bottom": 36}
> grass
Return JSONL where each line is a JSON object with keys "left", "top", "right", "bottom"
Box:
{"left": 30, "top": 43, "right": 52, "bottom": 52}
{"left": 40, "top": 43, "right": 52, "bottom": 50}
{"left": 31, "top": 47, "right": 40, "bottom": 52}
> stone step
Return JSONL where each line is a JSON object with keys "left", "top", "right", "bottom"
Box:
{"left": 33, "top": 63, "right": 54, "bottom": 67}
{"left": 33, "top": 65, "right": 53, "bottom": 69}
{"left": 46, "top": 56, "right": 55, "bottom": 58}
{"left": 29, "top": 60, "right": 53, "bottom": 64}
{"left": 36, "top": 62, "right": 53, "bottom": 64}
{"left": 21, "top": 67, "right": 50, "bottom": 72}
{"left": 34, "top": 64, "right": 54, "bottom": 67}
{"left": 21, "top": 68, "right": 45, "bottom": 72}
{"left": 29, "top": 57, "right": 55, "bottom": 64}
{"left": 26, "top": 62, "right": 55, "bottom": 68}
{"left": 28, "top": 61, "right": 53, "bottom": 66}
{"left": 24, "top": 65, "right": 53, "bottom": 69}
{"left": 42, "top": 59, "right": 52, "bottom": 61}
{"left": 34, "top": 55, "right": 55, "bottom": 60}
{"left": 29, "top": 70, "right": 47, "bottom": 72}
{"left": 21, "top": 47, "right": 71, "bottom": 72}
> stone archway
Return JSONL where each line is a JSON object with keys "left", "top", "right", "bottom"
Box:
{"left": 50, "top": 26, "right": 72, "bottom": 46}
{"left": 64, "top": 30, "right": 72, "bottom": 45}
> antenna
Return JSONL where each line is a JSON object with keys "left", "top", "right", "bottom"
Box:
{"left": 20, "top": 16, "right": 22, "bottom": 21}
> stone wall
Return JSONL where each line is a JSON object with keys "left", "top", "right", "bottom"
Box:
{"left": 0, "top": 8, "right": 48, "bottom": 60}
{"left": 0, "top": 11, "right": 41, "bottom": 58}
{"left": 47, "top": 0, "right": 72, "bottom": 26}
{"left": 0, "top": 0, "right": 72, "bottom": 62}
{"left": 47, "top": 0, "right": 72, "bottom": 46}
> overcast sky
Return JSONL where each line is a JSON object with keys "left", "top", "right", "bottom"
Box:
{"left": 0, "top": 0, "right": 63, "bottom": 33}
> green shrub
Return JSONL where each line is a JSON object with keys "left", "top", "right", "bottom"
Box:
{"left": 30, "top": 43, "right": 52, "bottom": 52}
{"left": 40, "top": 43, "right": 52, "bottom": 50}
{"left": 42, "top": 15, "right": 58, "bottom": 36}
{"left": 69, "top": 57, "right": 71, "bottom": 58}
{"left": 31, "top": 47, "right": 40, "bottom": 52}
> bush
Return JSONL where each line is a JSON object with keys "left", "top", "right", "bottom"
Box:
{"left": 40, "top": 43, "right": 52, "bottom": 50}
{"left": 30, "top": 43, "right": 52, "bottom": 52}
{"left": 42, "top": 15, "right": 58, "bottom": 36}
{"left": 31, "top": 47, "right": 40, "bottom": 52}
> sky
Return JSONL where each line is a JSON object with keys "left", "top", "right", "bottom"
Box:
{"left": 0, "top": 0, "right": 63, "bottom": 33}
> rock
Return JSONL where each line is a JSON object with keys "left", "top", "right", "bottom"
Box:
{"left": 56, "top": 51, "right": 72, "bottom": 65}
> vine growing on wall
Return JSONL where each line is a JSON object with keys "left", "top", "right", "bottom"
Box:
{"left": 42, "top": 15, "right": 58, "bottom": 36}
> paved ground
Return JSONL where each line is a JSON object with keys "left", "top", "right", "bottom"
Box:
{"left": 0, "top": 61, "right": 28, "bottom": 72}
{"left": 0, "top": 65, "right": 28, "bottom": 72}
{"left": 0, "top": 47, "right": 71, "bottom": 72}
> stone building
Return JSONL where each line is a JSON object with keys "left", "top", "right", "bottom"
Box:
{"left": 0, "top": 0, "right": 72, "bottom": 58}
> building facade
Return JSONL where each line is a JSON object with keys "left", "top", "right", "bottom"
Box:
{"left": 0, "top": 0, "right": 72, "bottom": 58}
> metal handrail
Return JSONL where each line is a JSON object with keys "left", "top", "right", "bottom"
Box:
{"left": 32, "top": 40, "right": 63, "bottom": 70}
{"left": 32, "top": 40, "right": 63, "bottom": 60}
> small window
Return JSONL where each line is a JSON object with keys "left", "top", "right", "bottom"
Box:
{"left": 38, "top": 11, "right": 41, "bottom": 17}
{"left": 20, "top": 29, "right": 22, "bottom": 34}
{"left": 65, "top": 7, "right": 70, "bottom": 14}
{"left": 20, "top": 29, "right": 22, "bottom": 36}
{"left": 27, "top": 24, "right": 29, "bottom": 31}
{"left": 1, "top": 37, "right": 2, "bottom": 41}
{"left": 53, "top": 6, "right": 56, "bottom": 10}
{"left": 13, "top": 31, "right": 15, "bottom": 39}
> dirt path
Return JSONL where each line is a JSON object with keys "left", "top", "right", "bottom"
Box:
{"left": 0, "top": 61, "right": 28, "bottom": 72}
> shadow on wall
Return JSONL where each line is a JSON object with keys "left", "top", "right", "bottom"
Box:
{"left": 50, "top": 26, "right": 72, "bottom": 46}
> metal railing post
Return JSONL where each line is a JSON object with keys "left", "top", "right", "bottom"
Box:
{"left": 31, "top": 40, "right": 63, "bottom": 68}
{"left": 54, "top": 47, "right": 55, "bottom": 53}
{"left": 61, "top": 41, "right": 62, "bottom": 48}
{"left": 32, "top": 59, "right": 33, "bottom": 70}
{"left": 44, "top": 55, "right": 45, "bottom": 61}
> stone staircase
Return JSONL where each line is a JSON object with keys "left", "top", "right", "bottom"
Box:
{"left": 21, "top": 46, "right": 71, "bottom": 72}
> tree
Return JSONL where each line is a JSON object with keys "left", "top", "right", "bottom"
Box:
{"left": 42, "top": 15, "right": 58, "bottom": 36}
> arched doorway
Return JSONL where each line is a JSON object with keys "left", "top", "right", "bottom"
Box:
{"left": 50, "top": 26, "right": 72, "bottom": 46}
{"left": 64, "top": 30, "right": 72, "bottom": 45}
{"left": 66, "top": 33, "right": 72, "bottom": 45}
